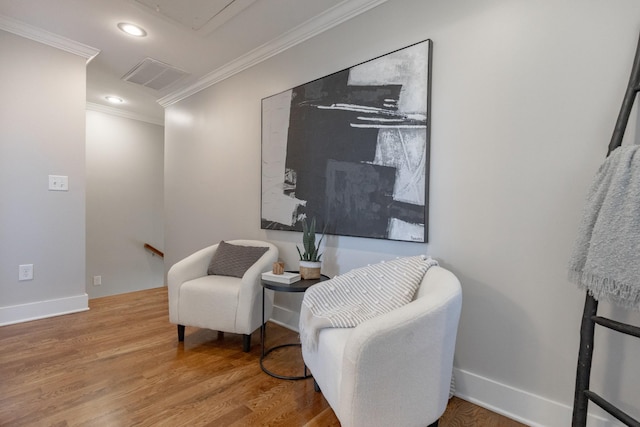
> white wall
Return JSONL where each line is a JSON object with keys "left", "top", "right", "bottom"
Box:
{"left": 164, "top": 1, "right": 640, "bottom": 425}
{"left": 86, "top": 110, "right": 164, "bottom": 299}
{"left": 0, "top": 30, "right": 88, "bottom": 323}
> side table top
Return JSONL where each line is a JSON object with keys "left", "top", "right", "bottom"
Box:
{"left": 261, "top": 272, "right": 329, "bottom": 293}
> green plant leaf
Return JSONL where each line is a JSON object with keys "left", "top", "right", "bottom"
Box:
{"left": 298, "top": 216, "right": 326, "bottom": 262}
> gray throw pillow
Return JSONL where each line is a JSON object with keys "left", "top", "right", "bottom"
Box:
{"left": 207, "top": 241, "right": 269, "bottom": 278}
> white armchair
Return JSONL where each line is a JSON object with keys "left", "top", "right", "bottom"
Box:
{"left": 301, "top": 265, "right": 462, "bottom": 427}
{"left": 168, "top": 240, "right": 278, "bottom": 352}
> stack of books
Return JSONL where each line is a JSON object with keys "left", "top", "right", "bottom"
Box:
{"left": 261, "top": 271, "right": 301, "bottom": 284}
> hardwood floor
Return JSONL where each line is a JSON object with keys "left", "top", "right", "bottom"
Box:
{"left": 0, "top": 287, "right": 525, "bottom": 426}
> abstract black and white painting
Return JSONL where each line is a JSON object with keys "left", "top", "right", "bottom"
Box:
{"left": 261, "top": 39, "right": 432, "bottom": 242}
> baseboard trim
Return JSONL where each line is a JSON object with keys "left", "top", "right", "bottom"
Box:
{"left": 0, "top": 294, "right": 89, "bottom": 326}
{"left": 453, "top": 368, "right": 611, "bottom": 427}
{"left": 270, "top": 304, "right": 300, "bottom": 332}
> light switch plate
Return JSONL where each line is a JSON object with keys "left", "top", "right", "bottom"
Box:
{"left": 48, "top": 175, "right": 68, "bottom": 191}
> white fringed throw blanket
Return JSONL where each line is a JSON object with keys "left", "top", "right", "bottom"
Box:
{"left": 300, "top": 255, "right": 438, "bottom": 351}
{"left": 568, "top": 145, "right": 640, "bottom": 310}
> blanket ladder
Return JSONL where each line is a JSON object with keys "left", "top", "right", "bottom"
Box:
{"left": 571, "top": 31, "right": 640, "bottom": 427}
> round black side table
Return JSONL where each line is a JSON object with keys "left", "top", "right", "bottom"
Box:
{"left": 260, "top": 272, "right": 329, "bottom": 380}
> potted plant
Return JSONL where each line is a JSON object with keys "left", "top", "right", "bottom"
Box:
{"left": 297, "top": 217, "right": 326, "bottom": 279}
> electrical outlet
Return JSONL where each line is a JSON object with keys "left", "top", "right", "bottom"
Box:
{"left": 93, "top": 276, "right": 102, "bottom": 286}
{"left": 48, "top": 175, "right": 68, "bottom": 191}
{"left": 19, "top": 264, "right": 34, "bottom": 281}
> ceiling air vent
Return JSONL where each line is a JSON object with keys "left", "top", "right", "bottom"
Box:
{"left": 122, "top": 58, "right": 189, "bottom": 91}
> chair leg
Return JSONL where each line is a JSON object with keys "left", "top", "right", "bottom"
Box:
{"left": 177, "top": 325, "right": 185, "bottom": 342}
{"left": 313, "top": 379, "right": 320, "bottom": 392}
{"left": 242, "top": 334, "right": 251, "bottom": 352}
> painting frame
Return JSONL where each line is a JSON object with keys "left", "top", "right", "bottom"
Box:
{"left": 261, "top": 39, "right": 432, "bottom": 243}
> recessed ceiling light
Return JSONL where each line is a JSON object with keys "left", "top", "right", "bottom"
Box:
{"left": 117, "top": 22, "right": 147, "bottom": 37}
{"left": 105, "top": 96, "right": 124, "bottom": 104}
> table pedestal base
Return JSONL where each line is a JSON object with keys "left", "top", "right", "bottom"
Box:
{"left": 260, "top": 342, "right": 311, "bottom": 380}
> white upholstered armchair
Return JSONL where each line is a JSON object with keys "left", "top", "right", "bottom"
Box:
{"left": 168, "top": 240, "right": 278, "bottom": 352}
{"left": 301, "top": 264, "right": 462, "bottom": 427}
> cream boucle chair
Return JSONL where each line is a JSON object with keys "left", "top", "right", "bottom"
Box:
{"left": 168, "top": 240, "right": 278, "bottom": 352}
{"left": 301, "top": 265, "right": 462, "bottom": 427}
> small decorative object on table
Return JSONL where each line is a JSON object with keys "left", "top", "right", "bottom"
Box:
{"left": 297, "top": 217, "right": 326, "bottom": 279}
{"left": 272, "top": 261, "right": 285, "bottom": 275}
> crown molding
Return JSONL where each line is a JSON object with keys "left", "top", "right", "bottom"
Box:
{"left": 0, "top": 14, "right": 100, "bottom": 63}
{"left": 158, "top": 0, "right": 388, "bottom": 107}
{"left": 86, "top": 102, "right": 164, "bottom": 126}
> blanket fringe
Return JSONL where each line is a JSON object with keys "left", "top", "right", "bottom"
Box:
{"left": 299, "top": 327, "right": 318, "bottom": 353}
{"left": 569, "top": 269, "right": 640, "bottom": 311}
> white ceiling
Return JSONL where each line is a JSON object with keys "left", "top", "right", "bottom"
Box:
{"left": 0, "top": 0, "right": 387, "bottom": 125}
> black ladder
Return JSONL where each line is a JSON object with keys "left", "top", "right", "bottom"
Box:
{"left": 571, "top": 32, "right": 640, "bottom": 427}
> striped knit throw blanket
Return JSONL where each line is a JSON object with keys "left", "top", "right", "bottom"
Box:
{"left": 568, "top": 144, "right": 640, "bottom": 310}
{"left": 300, "top": 255, "right": 438, "bottom": 352}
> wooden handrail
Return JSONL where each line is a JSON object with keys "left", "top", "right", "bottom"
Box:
{"left": 144, "top": 243, "right": 164, "bottom": 258}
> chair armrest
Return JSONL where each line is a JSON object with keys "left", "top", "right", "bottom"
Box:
{"left": 167, "top": 244, "right": 217, "bottom": 323}
{"left": 339, "top": 281, "right": 462, "bottom": 427}
{"left": 168, "top": 245, "right": 216, "bottom": 284}
{"left": 235, "top": 243, "right": 279, "bottom": 332}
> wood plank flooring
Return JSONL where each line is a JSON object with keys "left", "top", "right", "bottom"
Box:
{"left": 0, "top": 287, "right": 526, "bottom": 426}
